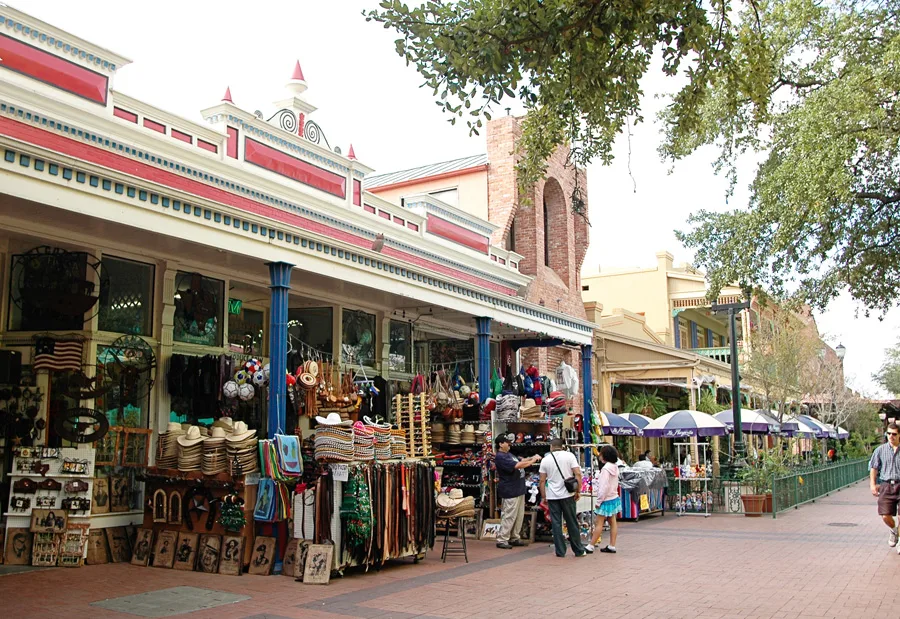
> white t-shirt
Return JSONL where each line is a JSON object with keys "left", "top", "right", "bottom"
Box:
{"left": 540, "top": 450, "right": 581, "bottom": 499}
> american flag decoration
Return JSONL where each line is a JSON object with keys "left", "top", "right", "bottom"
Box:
{"left": 33, "top": 338, "right": 83, "bottom": 372}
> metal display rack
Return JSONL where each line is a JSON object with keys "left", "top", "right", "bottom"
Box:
{"left": 674, "top": 441, "right": 711, "bottom": 518}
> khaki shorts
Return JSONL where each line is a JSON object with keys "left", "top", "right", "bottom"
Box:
{"left": 878, "top": 481, "right": 900, "bottom": 516}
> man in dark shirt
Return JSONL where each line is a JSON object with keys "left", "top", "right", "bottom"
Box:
{"left": 495, "top": 436, "right": 541, "bottom": 549}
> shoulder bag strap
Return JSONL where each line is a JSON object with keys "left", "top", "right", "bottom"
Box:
{"left": 549, "top": 451, "right": 566, "bottom": 479}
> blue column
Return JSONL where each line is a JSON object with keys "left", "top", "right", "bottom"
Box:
{"left": 475, "top": 317, "right": 491, "bottom": 401}
{"left": 690, "top": 320, "right": 698, "bottom": 349}
{"left": 582, "top": 344, "right": 593, "bottom": 467}
{"left": 266, "top": 261, "right": 293, "bottom": 439}
{"left": 673, "top": 317, "right": 681, "bottom": 349}
{"left": 706, "top": 328, "right": 714, "bottom": 348}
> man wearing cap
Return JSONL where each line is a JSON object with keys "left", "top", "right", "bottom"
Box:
{"left": 870, "top": 422, "right": 900, "bottom": 551}
{"left": 495, "top": 436, "right": 541, "bottom": 549}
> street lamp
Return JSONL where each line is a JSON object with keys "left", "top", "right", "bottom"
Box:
{"left": 835, "top": 343, "right": 846, "bottom": 360}
{"left": 712, "top": 285, "right": 753, "bottom": 461}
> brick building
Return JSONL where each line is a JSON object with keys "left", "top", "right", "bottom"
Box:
{"left": 367, "top": 116, "right": 590, "bottom": 410}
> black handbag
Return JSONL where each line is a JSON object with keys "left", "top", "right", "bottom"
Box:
{"left": 550, "top": 452, "right": 579, "bottom": 493}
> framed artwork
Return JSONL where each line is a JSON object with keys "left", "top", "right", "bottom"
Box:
{"left": 479, "top": 519, "right": 502, "bottom": 540}
{"left": 282, "top": 539, "right": 299, "bottom": 578}
{"left": 32, "top": 532, "right": 59, "bottom": 567}
{"left": 302, "top": 544, "right": 333, "bottom": 585}
{"left": 131, "top": 528, "right": 153, "bottom": 566}
{"left": 295, "top": 540, "right": 312, "bottom": 580}
{"left": 152, "top": 489, "right": 167, "bottom": 523}
{"left": 30, "top": 509, "right": 67, "bottom": 534}
{"left": 94, "top": 426, "right": 122, "bottom": 466}
{"left": 197, "top": 534, "right": 221, "bottom": 573}
{"left": 109, "top": 476, "right": 130, "bottom": 512}
{"left": 173, "top": 533, "right": 199, "bottom": 571}
{"left": 4, "top": 529, "right": 32, "bottom": 565}
{"left": 248, "top": 536, "right": 276, "bottom": 575}
{"left": 219, "top": 535, "right": 244, "bottom": 576}
{"left": 151, "top": 530, "right": 177, "bottom": 568}
{"left": 87, "top": 529, "right": 110, "bottom": 565}
{"left": 105, "top": 527, "right": 131, "bottom": 563}
{"left": 59, "top": 527, "right": 87, "bottom": 566}
{"left": 92, "top": 477, "right": 110, "bottom": 514}
{"left": 122, "top": 428, "right": 152, "bottom": 467}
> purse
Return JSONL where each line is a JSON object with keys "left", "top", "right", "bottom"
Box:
{"left": 550, "top": 451, "right": 579, "bottom": 494}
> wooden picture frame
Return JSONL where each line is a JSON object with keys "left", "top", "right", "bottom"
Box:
{"left": 168, "top": 491, "right": 183, "bottom": 525}
{"left": 248, "top": 536, "right": 276, "bottom": 575}
{"left": 295, "top": 540, "right": 312, "bottom": 580}
{"left": 105, "top": 527, "right": 131, "bottom": 563}
{"left": 87, "top": 529, "right": 110, "bottom": 565}
{"left": 152, "top": 489, "right": 167, "bottom": 523}
{"left": 173, "top": 532, "right": 199, "bottom": 571}
{"left": 479, "top": 518, "right": 502, "bottom": 540}
{"left": 94, "top": 426, "right": 123, "bottom": 466}
{"left": 122, "top": 428, "right": 152, "bottom": 468}
{"left": 30, "top": 509, "right": 67, "bottom": 534}
{"left": 109, "top": 476, "right": 130, "bottom": 513}
{"left": 282, "top": 539, "right": 299, "bottom": 578}
{"left": 91, "top": 477, "right": 110, "bottom": 515}
{"left": 4, "top": 529, "right": 32, "bottom": 566}
{"left": 219, "top": 535, "right": 244, "bottom": 576}
{"left": 302, "top": 544, "right": 333, "bottom": 585}
{"left": 59, "top": 527, "right": 87, "bottom": 566}
{"left": 197, "top": 534, "right": 221, "bottom": 573}
{"left": 130, "top": 528, "right": 153, "bottom": 566}
{"left": 151, "top": 530, "right": 177, "bottom": 568}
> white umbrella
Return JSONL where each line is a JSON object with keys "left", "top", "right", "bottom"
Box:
{"left": 643, "top": 410, "right": 728, "bottom": 438}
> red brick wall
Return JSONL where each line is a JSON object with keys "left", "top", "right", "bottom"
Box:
{"left": 487, "top": 116, "right": 590, "bottom": 415}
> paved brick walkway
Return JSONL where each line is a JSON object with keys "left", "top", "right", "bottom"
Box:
{"left": 2, "top": 480, "right": 898, "bottom": 619}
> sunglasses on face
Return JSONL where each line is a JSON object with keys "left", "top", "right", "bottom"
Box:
{"left": 889, "top": 432, "right": 899, "bottom": 436}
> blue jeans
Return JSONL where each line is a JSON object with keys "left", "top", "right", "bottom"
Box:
{"left": 548, "top": 496, "right": 585, "bottom": 557}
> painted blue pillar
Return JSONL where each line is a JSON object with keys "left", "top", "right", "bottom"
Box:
{"left": 582, "top": 344, "right": 593, "bottom": 467}
{"left": 689, "top": 320, "right": 698, "bottom": 349}
{"left": 475, "top": 317, "right": 491, "bottom": 402}
{"left": 673, "top": 316, "right": 681, "bottom": 349}
{"left": 706, "top": 328, "right": 714, "bottom": 348}
{"left": 266, "top": 261, "right": 293, "bottom": 439}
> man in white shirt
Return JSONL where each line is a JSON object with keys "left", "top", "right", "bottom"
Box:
{"left": 539, "top": 438, "right": 587, "bottom": 557}
{"left": 632, "top": 453, "right": 654, "bottom": 470}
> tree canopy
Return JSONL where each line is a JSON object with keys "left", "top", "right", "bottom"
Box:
{"left": 875, "top": 339, "right": 900, "bottom": 396}
{"left": 368, "top": 0, "right": 899, "bottom": 312}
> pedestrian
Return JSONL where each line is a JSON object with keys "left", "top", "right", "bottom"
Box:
{"left": 587, "top": 444, "right": 621, "bottom": 554}
{"left": 539, "top": 438, "right": 587, "bottom": 558}
{"left": 494, "top": 436, "right": 541, "bottom": 549}
{"left": 869, "top": 422, "right": 900, "bottom": 551}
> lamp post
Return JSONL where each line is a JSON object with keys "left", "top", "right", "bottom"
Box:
{"left": 712, "top": 288, "right": 752, "bottom": 461}
{"left": 880, "top": 411, "right": 888, "bottom": 441}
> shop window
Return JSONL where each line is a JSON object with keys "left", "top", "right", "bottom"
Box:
{"left": 342, "top": 309, "right": 376, "bottom": 367}
{"left": 95, "top": 345, "right": 151, "bottom": 429}
{"left": 98, "top": 256, "right": 155, "bottom": 336}
{"left": 7, "top": 248, "right": 93, "bottom": 331}
{"left": 228, "top": 305, "right": 265, "bottom": 355}
{"left": 389, "top": 320, "right": 412, "bottom": 373}
{"left": 505, "top": 217, "right": 517, "bottom": 253}
{"left": 173, "top": 272, "right": 224, "bottom": 346}
{"left": 288, "top": 307, "right": 333, "bottom": 357}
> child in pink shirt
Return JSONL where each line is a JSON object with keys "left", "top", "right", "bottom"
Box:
{"left": 587, "top": 444, "right": 621, "bottom": 553}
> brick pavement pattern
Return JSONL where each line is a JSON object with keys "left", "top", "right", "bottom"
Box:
{"left": 2, "top": 481, "right": 897, "bottom": 619}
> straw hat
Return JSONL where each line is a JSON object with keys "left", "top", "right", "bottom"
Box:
{"left": 226, "top": 421, "right": 256, "bottom": 442}
{"left": 212, "top": 417, "right": 234, "bottom": 432}
{"left": 166, "top": 422, "right": 185, "bottom": 434}
{"left": 315, "top": 412, "right": 350, "bottom": 426}
{"left": 177, "top": 426, "right": 204, "bottom": 447}
{"left": 436, "top": 488, "right": 465, "bottom": 509}
{"left": 303, "top": 360, "right": 319, "bottom": 377}
{"left": 204, "top": 426, "right": 227, "bottom": 444}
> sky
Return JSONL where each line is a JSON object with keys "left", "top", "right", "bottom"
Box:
{"left": 16, "top": 0, "right": 900, "bottom": 397}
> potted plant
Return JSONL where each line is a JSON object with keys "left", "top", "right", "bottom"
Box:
{"left": 624, "top": 389, "right": 667, "bottom": 418}
{"left": 737, "top": 461, "right": 769, "bottom": 517}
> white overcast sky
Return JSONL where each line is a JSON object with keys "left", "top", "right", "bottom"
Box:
{"left": 17, "top": 0, "right": 900, "bottom": 397}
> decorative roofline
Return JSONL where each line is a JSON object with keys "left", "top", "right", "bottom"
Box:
{"left": 404, "top": 193, "right": 497, "bottom": 236}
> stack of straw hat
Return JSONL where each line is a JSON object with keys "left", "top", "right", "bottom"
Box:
{"left": 431, "top": 422, "right": 446, "bottom": 444}
{"left": 352, "top": 421, "right": 375, "bottom": 461}
{"left": 177, "top": 426, "right": 204, "bottom": 471}
{"left": 519, "top": 398, "right": 543, "bottom": 419}
{"left": 446, "top": 423, "right": 461, "bottom": 445}
{"left": 390, "top": 428, "right": 407, "bottom": 458}
{"left": 226, "top": 421, "right": 258, "bottom": 475}
{"left": 364, "top": 417, "right": 392, "bottom": 460}
{"left": 202, "top": 426, "right": 228, "bottom": 475}
{"left": 460, "top": 424, "right": 476, "bottom": 444}
{"left": 435, "top": 488, "right": 476, "bottom": 519}
{"left": 157, "top": 422, "right": 183, "bottom": 469}
{"left": 314, "top": 413, "right": 354, "bottom": 462}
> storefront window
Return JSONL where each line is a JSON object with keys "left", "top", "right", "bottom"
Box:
{"left": 173, "top": 272, "right": 224, "bottom": 346}
{"left": 342, "top": 309, "right": 376, "bottom": 367}
{"left": 98, "top": 256, "right": 155, "bottom": 335}
{"left": 228, "top": 306, "right": 265, "bottom": 355}
{"left": 7, "top": 248, "right": 90, "bottom": 331}
{"left": 389, "top": 320, "right": 412, "bottom": 373}
{"left": 288, "top": 307, "right": 333, "bottom": 356}
{"left": 95, "top": 345, "right": 151, "bottom": 428}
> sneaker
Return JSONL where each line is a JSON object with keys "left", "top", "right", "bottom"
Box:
{"left": 890, "top": 527, "right": 899, "bottom": 548}
{"left": 584, "top": 544, "right": 594, "bottom": 554}
{"left": 510, "top": 539, "right": 525, "bottom": 547}
{"left": 574, "top": 552, "right": 587, "bottom": 557}
{"left": 496, "top": 542, "right": 513, "bottom": 550}
{"left": 600, "top": 546, "right": 617, "bottom": 554}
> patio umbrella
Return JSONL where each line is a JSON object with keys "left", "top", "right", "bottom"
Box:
{"left": 619, "top": 412, "right": 653, "bottom": 431}
{"left": 596, "top": 411, "right": 641, "bottom": 436}
{"left": 781, "top": 415, "right": 820, "bottom": 438}
{"left": 713, "top": 408, "right": 782, "bottom": 434}
{"left": 798, "top": 414, "right": 831, "bottom": 439}
{"left": 837, "top": 426, "right": 850, "bottom": 439}
{"left": 643, "top": 410, "right": 728, "bottom": 438}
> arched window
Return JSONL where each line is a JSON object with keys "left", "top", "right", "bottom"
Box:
{"left": 542, "top": 178, "right": 569, "bottom": 282}
{"left": 543, "top": 199, "right": 550, "bottom": 266}
{"left": 506, "top": 216, "right": 517, "bottom": 253}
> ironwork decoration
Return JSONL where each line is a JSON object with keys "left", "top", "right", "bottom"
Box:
{"left": 53, "top": 407, "right": 109, "bottom": 443}
{"left": 60, "top": 369, "right": 112, "bottom": 401}
{"left": 94, "top": 426, "right": 121, "bottom": 466}
{"left": 174, "top": 273, "right": 218, "bottom": 338}
{"left": 105, "top": 334, "right": 156, "bottom": 401}
{"left": 10, "top": 246, "right": 107, "bottom": 324}
{"left": 303, "top": 120, "right": 331, "bottom": 149}
{"left": 121, "top": 428, "right": 152, "bottom": 468}
{"left": 268, "top": 108, "right": 297, "bottom": 134}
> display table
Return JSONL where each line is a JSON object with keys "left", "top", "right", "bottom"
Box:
{"left": 618, "top": 468, "right": 667, "bottom": 520}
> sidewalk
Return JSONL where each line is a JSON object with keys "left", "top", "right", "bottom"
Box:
{"left": 1, "top": 481, "right": 896, "bottom": 619}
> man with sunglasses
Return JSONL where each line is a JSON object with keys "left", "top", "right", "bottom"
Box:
{"left": 870, "top": 422, "right": 900, "bottom": 550}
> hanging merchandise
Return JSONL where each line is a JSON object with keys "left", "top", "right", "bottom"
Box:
{"left": 340, "top": 467, "right": 372, "bottom": 564}
{"left": 217, "top": 491, "right": 247, "bottom": 532}
{"left": 275, "top": 433, "right": 303, "bottom": 478}
{"left": 490, "top": 368, "right": 502, "bottom": 399}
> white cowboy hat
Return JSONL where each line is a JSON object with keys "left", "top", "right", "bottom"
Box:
{"left": 316, "top": 412, "right": 350, "bottom": 426}
{"left": 177, "top": 426, "right": 204, "bottom": 447}
{"left": 212, "top": 416, "right": 234, "bottom": 431}
{"left": 436, "top": 488, "right": 465, "bottom": 509}
{"left": 166, "top": 422, "right": 185, "bottom": 434}
{"left": 205, "top": 427, "right": 227, "bottom": 442}
{"left": 226, "top": 421, "right": 256, "bottom": 442}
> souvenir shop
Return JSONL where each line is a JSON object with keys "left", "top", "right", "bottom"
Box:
{"left": 0, "top": 4, "right": 595, "bottom": 576}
